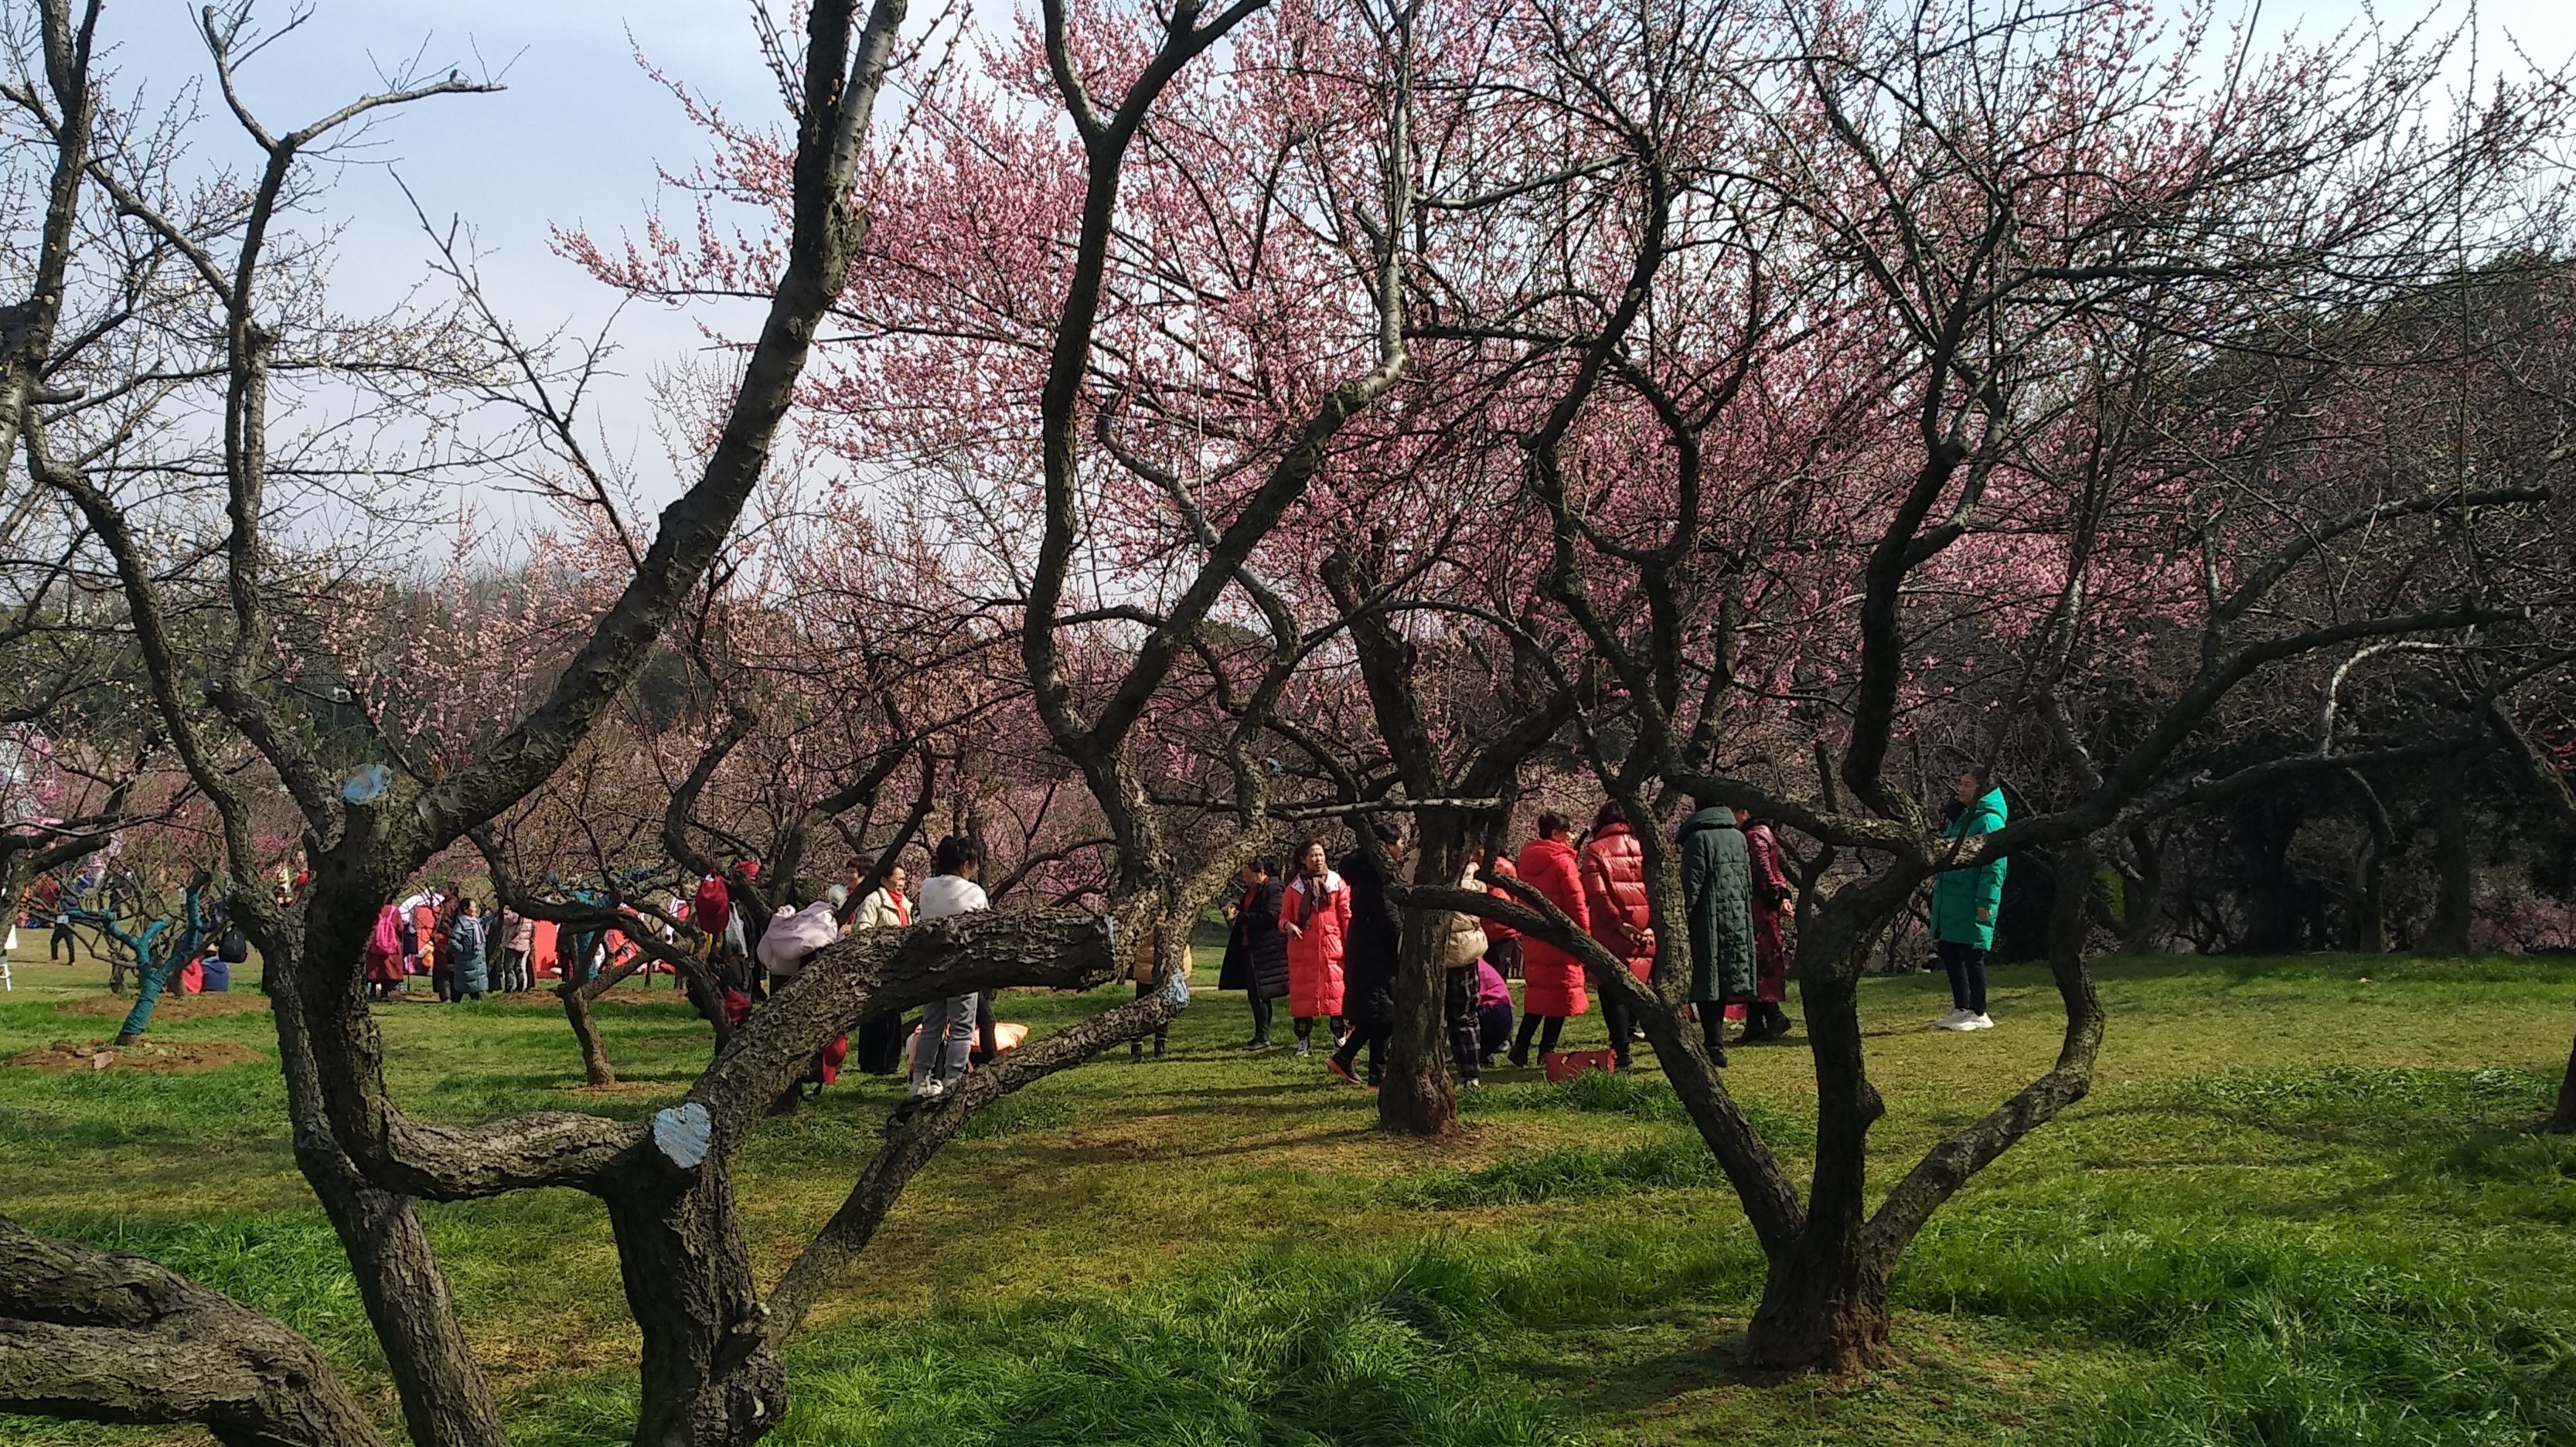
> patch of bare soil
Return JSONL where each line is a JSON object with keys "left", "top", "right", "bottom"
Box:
{"left": 53, "top": 991, "right": 269, "bottom": 1021}
{"left": 490, "top": 989, "right": 566, "bottom": 1005}
{"left": 5, "top": 1040, "right": 265, "bottom": 1074}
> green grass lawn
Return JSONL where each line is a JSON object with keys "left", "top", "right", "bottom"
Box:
{"left": 4, "top": 932, "right": 2574, "bottom": 1446}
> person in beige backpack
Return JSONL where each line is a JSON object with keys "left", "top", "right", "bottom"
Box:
{"left": 1441, "top": 849, "right": 1493, "bottom": 1089}
{"left": 1124, "top": 925, "right": 1188, "bottom": 1061}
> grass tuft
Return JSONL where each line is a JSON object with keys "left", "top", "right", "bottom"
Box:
{"left": 2174, "top": 1066, "right": 2557, "bottom": 1139}
{"left": 1402, "top": 1136, "right": 1722, "bottom": 1207}
{"left": 519, "top": 1244, "right": 1581, "bottom": 1447}
{"left": 1902, "top": 1200, "right": 2576, "bottom": 1447}
{"left": 1461, "top": 1067, "right": 1814, "bottom": 1147}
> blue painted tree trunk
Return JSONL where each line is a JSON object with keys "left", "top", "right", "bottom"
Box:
{"left": 103, "top": 887, "right": 206, "bottom": 1046}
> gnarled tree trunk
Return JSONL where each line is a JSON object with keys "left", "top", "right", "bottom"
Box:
{"left": 1743, "top": 915, "right": 1888, "bottom": 1370}
{"left": 1746, "top": 839, "right": 2109, "bottom": 1370}
{"left": 0, "top": 1214, "right": 383, "bottom": 1447}
{"left": 566, "top": 985, "right": 618, "bottom": 1086}
{"left": 608, "top": 1169, "right": 785, "bottom": 1447}
{"left": 267, "top": 942, "right": 509, "bottom": 1447}
{"left": 1382, "top": 819, "right": 1465, "bottom": 1137}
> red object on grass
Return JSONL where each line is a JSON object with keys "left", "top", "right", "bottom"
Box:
{"left": 1542, "top": 1049, "right": 1616, "bottom": 1083}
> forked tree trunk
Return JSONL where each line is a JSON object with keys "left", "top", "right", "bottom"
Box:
{"left": 1743, "top": 839, "right": 2107, "bottom": 1371}
{"left": 1743, "top": 908, "right": 1890, "bottom": 1370}
{"left": 110, "top": 953, "right": 173, "bottom": 1046}
{"left": 564, "top": 984, "right": 618, "bottom": 1086}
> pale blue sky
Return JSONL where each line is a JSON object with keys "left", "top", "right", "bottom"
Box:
{"left": 94, "top": 0, "right": 2576, "bottom": 506}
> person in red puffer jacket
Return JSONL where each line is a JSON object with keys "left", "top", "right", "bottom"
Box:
{"left": 1580, "top": 800, "right": 1657, "bottom": 1068}
{"left": 1509, "top": 813, "right": 1590, "bottom": 1067}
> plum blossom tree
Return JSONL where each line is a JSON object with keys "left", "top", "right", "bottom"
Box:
{"left": 1400, "top": 0, "right": 2574, "bottom": 1370}
{"left": 3, "top": 2, "right": 1433, "bottom": 1445}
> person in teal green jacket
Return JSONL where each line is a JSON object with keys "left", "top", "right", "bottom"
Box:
{"left": 1928, "top": 767, "right": 2008, "bottom": 1031}
{"left": 1677, "top": 805, "right": 1755, "bottom": 1067}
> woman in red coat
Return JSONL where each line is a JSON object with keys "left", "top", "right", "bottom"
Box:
{"left": 1738, "top": 809, "right": 1797, "bottom": 1042}
{"left": 1276, "top": 839, "right": 1350, "bottom": 1057}
{"left": 1482, "top": 852, "right": 1523, "bottom": 980}
{"left": 1580, "top": 801, "right": 1657, "bottom": 1068}
{"left": 1509, "top": 812, "right": 1590, "bottom": 1066}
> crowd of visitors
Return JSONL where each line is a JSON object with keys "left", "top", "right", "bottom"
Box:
{"left": 1207, "top": 778, "right": 2010, "bottom": 1088}
{"left": 14, "top": 776, "right": 2012, "bottom": 1101}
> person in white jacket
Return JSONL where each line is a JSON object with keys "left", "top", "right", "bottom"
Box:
{"left": 905, "top": 839, "right": 988, "bottom": 1107}
{"left": 849, "top": 863, "right": 911, "bottom": 931}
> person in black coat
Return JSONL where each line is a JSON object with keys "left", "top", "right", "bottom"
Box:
{"left": 1328, "top": 822, "right": 1406, "bottom": 1088}
{"left": 1217, "top": 857, "right": 1290, "bottom": 1050}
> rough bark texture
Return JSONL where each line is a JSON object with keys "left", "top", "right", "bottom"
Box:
{"left": 267, "top": 948, "right": 510, "bottom": 1447}
{"left": 1383, "top": 828, "right": 1463, "bottom": 1137}
{"left": 566, "top": 985, "right": 618, "bottom": 1085}
{"left": 608, "top": 1170, "right": 783, "bottom": 1447}
{"left": 1747, "top": 951, "right": 1886, "bottom": 1370}
{"left": 1744, "top": 1248, "right": 1892, "bottom": 1375}
{"left": 0, "top": 1214, "right": 383, "bottom": 1447}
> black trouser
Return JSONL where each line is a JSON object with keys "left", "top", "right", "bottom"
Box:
{"left": 856, "top": 1013, "right": 908, "bottom": 1074}
{"left": 1699, "top": 1008, "right": 1733, "bottom": 1062}
{"left": 1130, "top": 980, "right": 1167, "bottom": 1056}
{"left": 1477, "top": 1003, "right": 1514, "bottom": 1062}
{"left": 1512, "top": 1013, "right": 1565, "bottom": 1062}
{"left": 1601, "top": 991, "right": 1637, "bottom": 1064}
{"left": 431, "top": 962, "right": 457, "bottom": 1003}
{"left": 1488, "top": 936, "right": 1523, "bottom": 979}
{"left": 1247, "top": 990, "right": 1274, "bottom": 1044}
{"left": 1333, "top": 978, "right": 1395, "bottom": 1081}
{"left": 975, "top": 992, "right": 1004, "bottom": 1064}
{"left": 50, "top": 921, "right": 77, "bottom": 960}
{"left": 1937, "top": 940, "right": 1988, "bottom": 1013}
{"left": 1443, "top": 967, "right": 1481, "bottom": 1082}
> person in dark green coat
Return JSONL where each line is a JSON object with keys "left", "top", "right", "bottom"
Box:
{"left": 1928, "top": 767, "right": 2009, "bottom": 1031}
{"left": 1678, "top": 805, "right": 1755, "bottom": 1067}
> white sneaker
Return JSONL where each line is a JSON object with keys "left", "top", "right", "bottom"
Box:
{"left": 1933, "top": 1008, "right": 1971, "bottom": 1029}
{"left": 915, "top": 1078, "right": 948, "bottom": 1101}
{"left": 1965, "top": 1013, "right": 1994, "bottom": 1030}
{"left": 1295, "top": 1039, "right": 1311, "bottom": 1057}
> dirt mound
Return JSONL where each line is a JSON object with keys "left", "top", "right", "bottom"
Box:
{"left": 52, "top": 992, "right": 269, "bottom": 1021}
{"left": 4, "top": 1040, "right": 265, "bottom": 1074}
